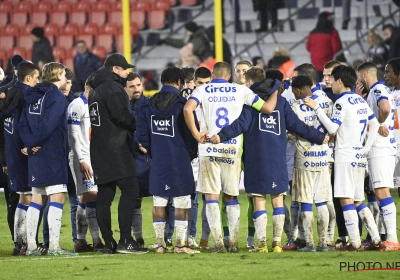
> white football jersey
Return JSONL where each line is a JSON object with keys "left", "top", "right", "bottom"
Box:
{"left": 189, "top": 80, "right": 260, "bottom": 158}
{"left": 366, "top": 82, "right": 396, "bottom": 157}
{"left": 312, "top": 87, "right": 327, "bottom": 98}
{"left": 391, "top": 88, "right": 400, "bottom": 145}
{"left": 331, "top": 92, "right": 374, "bottom": 163}
{"left": 282, "top": 87, "right": 296, "bottom": 160}
{"left": 291, "top": 95, "right": 332, "bottom": 171}
{"left": 67, "top": 94, "right": 91, "bottom": 161}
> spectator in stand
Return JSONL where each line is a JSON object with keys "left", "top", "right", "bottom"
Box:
{"left": 267, "top": 46, "right": 295, "bottom": 79}
{"left": 382, "top": 24, "right": 400, "bottom": 60}
{"left": 252, "top": 56, "right": 267, "bottom": 70}
{"left": 206, "top": 26, "right": 232, "bottom": 67}
{"left": 72, "top": 41, "right": 103, "bottom": 93}
{"left": 365, "top": 28, "right": 389, "bottom": 63}
{"left": 31, "top": 27, "right": 54, "bottom": 70}
{"left": 253, "top": 0, "right": 285, "bottom": 32}
{"left": 306, "top": 11, "right": 342, "bottom": 82}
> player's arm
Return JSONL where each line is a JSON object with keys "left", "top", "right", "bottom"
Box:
{"left": 377, "top": 98, "right": 391, "bottom": 137}
{"left": 284, "top": 99, "right": 326, "bottom": 145}
{"left": 364, "top": 109, "right": 380, "bottom": 153}
{"left": 251, "top": 90, "right": 278, "bottom": 114}
{"left": 213, "top": 105, "right": 252, "bottom": 144}
{"left": 179, "top": 111, "right": 198, "bottom": 160}
{"left": 104, "top": 88, "right": 136, "bottom": 132}
{"left": 304, "top": 97, "right": 340, "bottom": 135}
{"left": 183, "top": 97, "right": 207, "bottom": 143}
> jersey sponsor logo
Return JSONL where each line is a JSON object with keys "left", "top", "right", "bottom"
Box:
{"left": 32, "top": 176, "right": 35, "bottom": 181}
{"left": 303, "top": 160, "right": 328, "bottom": 168}
{"left": 390, "top": 137, "right": 396, "bottom": 144}
{"left": 67, "top": 111, "right": 80, "bottom": 124}
{"left": 272, "top": 182, "right": 277, "bottom": 188}
{"left": 207, "top": 96, "right": 236, "bottom": 103}
{"left": 259, "top": 110, "right": 281, "bottom": 135}
{"left": 206, "top": 147, "right": 236, "bottom": 155}
{"left": 356, "top": 108, "right": 368, "bottom": 115}
{"left": 209, "top": 157, "right": 235, "bottom": 164}
{"left": 4, "top": 116, "right": 13, "bottom": 134}
{"left": 89, "top": 102, "right": 100, "bottom": 126}
{"left": 222, "top": 139, "right": 237, "bottom": 144}
{"left": 335, "top": 103, "right": 342, "bottom": 110}
{"left": 205, "top": 85, "right": 237, "bottom": 94}
{"left": 151, "top": 115, "right": 174, "bottom": 137}
{"left": 303, "top": 150, "right": 328, "bottom": 157}
{"left": 350, "top": 162, "right": 367, "bottom": 168}
{"left": 29, "top": 95, "right": 45, "bottom": 115}
{"left": 348, "top": 96, "right": 366, "bottom": 105}
{"left": 355, "top": 153, "right": 366, "bottom": 159}
{"left": 165, "top": 185, "right": 170, "bottom": 190}
{"left": 300, "top": 102, "right": 329, "bottom": 112}
{"left": 304, "top": 115, "right": 318, "bottom": 122}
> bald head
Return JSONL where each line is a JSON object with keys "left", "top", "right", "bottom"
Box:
{"left": 212, "top": 62, "right": 231, "bottom": 80}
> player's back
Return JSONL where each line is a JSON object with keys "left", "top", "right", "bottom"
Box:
{"left": 392, "top": 88, "right": 400, "bottom": 143}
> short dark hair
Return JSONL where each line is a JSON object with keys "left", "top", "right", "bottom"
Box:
{"left": 387, "top": 57, "right": 400, "bottom": 76}
{"left": 194, "top": 67, "right": 211, "bottom": 79}
{"left": 265, "top": 68, "right": 284, "bottom": 82}
{"left": 235, "top": 60, "right": 251, "bottom": 68}
{"left": 332, "top": 64, "right": 357, "bottom": 89}
{"left": 161, "top": 67, "right": 184, "bottom": 86}
{"left": 356, "top": 61, "right": 377, "bottom": 74}
{"left": 181, "top": 67, "right": 195, "bottom": 81}
{"left": 382, "top": 23, "right": 394, "bottom": 32}
{"left": 244, "top": 66, "right": 265, "bottom": 82}
{"left": 324, "top": 60, "right": 341, "bottom": 69}
{"left": 125, "top": 72, "right": 141, "bottom": 86}
{"left": 291, "top": 75, "right": 313, "bottom": 89}
{"left": 17, "top": 62, "right": 40, "bottom": 82}
{"left": 65, "top": 68, "right": 74, "bottom": 80}
{"left": 85, "top": 74, "right": 94, "bottom": 88}
{"left": 294, "top": 63, "right": 316, "bottom": 84}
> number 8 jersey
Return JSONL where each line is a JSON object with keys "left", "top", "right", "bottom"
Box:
{"left": 189, "top": 79, "right": 262, "bottom": 158}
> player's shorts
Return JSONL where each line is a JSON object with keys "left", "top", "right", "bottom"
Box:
{"left": 16, "top": 191, "right": 32, "bottom": 195}
{"left": 32, "top": 184, "right": 67, "bottom": 195}
{"left": 197, "top": 156, "right": 241, "bottom": 196}
{"left": 393, "top": 147, "right": 400, "bottom": 186}
{"left": 334, "top": 162, "right": 365, "bottom": 201}
{"left": 153, "top": 195, "right": 191, "bottom": 209}
{"left": 292, "top": 167, "right": 332, "bottom": 204}
{"left": 191, "top": 157, "right": 199, "bottom": 184}
{"left": 248, "top": 192, "right": 286, "bottom": 197}
{"left": 368, "top": 155, "right": 395, "bottom": 189}
{"left": 69, "top": 156, "right": 98, "bottom": 195}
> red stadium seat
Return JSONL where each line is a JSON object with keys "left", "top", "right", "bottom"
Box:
{"left": 43, "top": 23, "right": 59, "bottom": 46}
{"left": 148, "top": 1, "right": 171, "bottom": 29}
{"left": 0, "top": 35, "right": 15, "bottom": 51}
{"left": 51, "top": 2, "right": 71, "bottom": 27}
{"left": 7, "top": 0, "right": 23, "bottom": 5}
{"left": 90, "top": 46, "right": 106, "bottom": 61}
{"left": 52, "top": 46, "right": 66, "bottom": 64}
{"left": 59, "top": 23, "right": 79, "bottom": 49}
{"left": 11, "top": 2, "right": 32, "bottom": 27}
{"left": 26, "top": 0, "right": 41, "bottom": 4}
{"left": 130, "top": 2, "right": 149, "bottom": 30}
{"left": 0, "top": 48, "right": 7, "bottom": 68}
{"left": 64, "top": 49, "right": 75, "bottom": 74}
{"left": 0, "top": 2, "right": 12, "bottom": 28}
{"left": 8, "top": 47, "right": 27, "bottom": 61}
{"left": 31, "top": 1, "right": 52, "bottom": 26}
{"left": 97, "top": 23, "right": 119, "bottom": 53}
{"left": 18, "top": 24, "right": 36, "bottom": 51}
{"left": 116, "top": 34, "right": 133, "bottom": 53}
{"left": 77, "top": 23, "right": 99, "bottom": 47}
{"left": 109, "top": 1, "right": 122, "bottom": 26}
{"left": 89, "top": 1, "right": 111, "bottom": 26}
{"left": 181, "top": 0, "right": 198, "bottom": 5}
{"left": 0, "top": 24, "right": 19, "bottom": 50}
{"left": 70, "top": 1, "right": 91, "bottom": 26}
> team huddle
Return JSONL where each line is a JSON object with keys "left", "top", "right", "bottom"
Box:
{"left": 1, "top": 54, "right": 399, "bottom": 256}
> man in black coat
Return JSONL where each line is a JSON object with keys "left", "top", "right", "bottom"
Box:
{"left": 30, "top": 27, "right": 54, "bottom": 69}
{"left": 88, "top": 54, "right": 148, "bottom": 254}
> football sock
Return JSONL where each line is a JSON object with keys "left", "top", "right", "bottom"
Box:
{"left": 247, "top": 196, "right": 255, "bottom": 237}
{"left": 367, "top": 196, "right": 379, "bottom": 224}
{"left": 221, "top": 203, "right": 229, "bottom": 237}
{"left": 14, "top": 203, "right": 28, "bottom": 243}
{"left": 326, "top": 200, "right": 336, "bottom": 244}
{"left": 26, "top": 202, "right": 42, "bottom": 250}
{"left": 153, "top": 220, "right": 166, "bottom": 248}
{"left": 48, "top": 202, "right": 64, "bottom": 250}
{"left": 342, "top": 204, "right": 361, "bottom": 248}
{"left": 132, "top": 206, "right": 143, "bottom": 240}
{"left": 356, "top": 203, "right": 380, "bottom": 244}
{"left": 201, "top": 202, "right": 210, "bottom": 241}
{"left": 175, "top": 220, "right": 188, "bottom": 247}
{"left": 316, "top": 202, "right": 329, "bottom": 245}
{"left": 283, "top": 199, "right": 291, "bottom": 240}
{"left": 206, "top": 200, "right": 223, "bottom": 247}
{"left": 379, "top": 197, "right": 398, "bottom": 243}
{"left": 301, "top": 203, "right": 314, "bottom": 246}
{"left": 290, "top": 201, "right": 300, "bottom": 240}
{"left": 272, "top": 207, "right": 285, "bottom": 247}
{"left": 226, "top": 200, "right": 240, "bottom": 246}
{"left": 253, "top": 210, "right": 267, "bottom": 247}
{"left": 378, "top": 206, "right": 386, "bottom": 236}
{"left": 76, "top": 203, "right": 88, "bottom": 241}
{"left": 86, "top": 201, "right": 100, "bottom": 243}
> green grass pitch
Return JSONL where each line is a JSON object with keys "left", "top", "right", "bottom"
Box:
{"left": 0, "top": 191, "right": 399, "bottom": 279}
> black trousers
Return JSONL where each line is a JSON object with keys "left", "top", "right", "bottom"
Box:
{"left": 96, "top": 177, "right": 139, "bottom": 244}
{"left": 2, "top": 182, "right": 19, "bottom": 242}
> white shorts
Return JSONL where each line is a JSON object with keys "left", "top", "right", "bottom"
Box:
{"left": 32, "top": 184, "right": 67, "bottom": 195}
{"left": 191, "top": 157, "right": 199, "bottom": 184}
{"left": 334, "top": 162, "right": 365, "bottom": 201}
{"left": 393, "top": 148, "right": 400, "bottom": 186}
{"left": 292, "top": 167, "right": 332, "bottom": 203}
{"left": 17, "top": 191, "right": 32, "bottom": 195}
{"left": 69, "top": 157, "right": 98, "bottom": 195}
{"left": 197, "top": 156, "right": 241, "bottom": 196}
{"left": 248, "top": 192, "right": 286, "bottom": 197}
{"left": 368, "top": 156, "right": 395, "bottom": 189}
{"left": 153, "top": 195, "right": 191, "bottom": 209}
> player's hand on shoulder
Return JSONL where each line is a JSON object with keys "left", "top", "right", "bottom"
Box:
{"left": 378, "top": 124, "right": 389, "bottom": 137}
{"left": 210, "top": 134, "right": 221, "bottom": 144}
{"left": 303, "top": 97, "right": 317, "bottom": 109}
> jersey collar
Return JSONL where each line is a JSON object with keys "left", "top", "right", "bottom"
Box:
{"left": 336, "top": 91, "right": 354, "bottom": 99}
{"left": 210, "top": 79, "right": 229, "bottom": 83}
{"left": 300, "top": 94, "right": 318, "bottom": 100}
{"left": 311, "top": 83, "right": 321, "bottom": 93}
{"left": 370, "top": 81, "right": 385, "bottom": 89}
{"left": 79, "top": 93, "right": 88, "bottom": 104}
{"left": 161, "top": 85, "right": 180, "bottom": 95}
